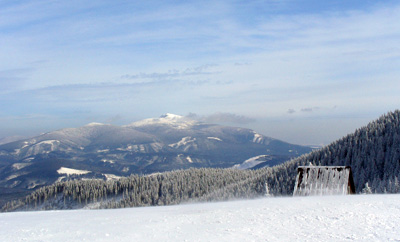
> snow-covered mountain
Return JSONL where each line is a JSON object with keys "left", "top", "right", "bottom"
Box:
{"left": 0, "top": 113, "right": 311, "bottom": 200}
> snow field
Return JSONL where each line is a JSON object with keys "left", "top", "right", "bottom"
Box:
{"left": 0, "top": 194, "right": 399, "bottom": 242}
{"left": 57, "top": 167, "right": 91, "bottom": 175}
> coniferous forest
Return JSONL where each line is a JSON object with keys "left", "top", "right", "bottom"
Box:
{"left": 2, "top": 110, "right": 400, "bottom": 212}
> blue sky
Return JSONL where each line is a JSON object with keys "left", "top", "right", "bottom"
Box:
{"left": 1, "top": 0, "right": 399, "bottom": 145}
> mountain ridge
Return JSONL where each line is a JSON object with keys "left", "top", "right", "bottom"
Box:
{"left": 0, "top": 114, "right": 311, "bottom": 205}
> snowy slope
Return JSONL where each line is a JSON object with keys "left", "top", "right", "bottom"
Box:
{"left": 232, "top": 155, "right": 272, "bottom": 169}
{"left": 1, "top": 194, "right": 399, "bottom": 241}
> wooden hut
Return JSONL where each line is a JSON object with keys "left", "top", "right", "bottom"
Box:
{"left": 293, "top": 166, "right": 355, "bottom": 196}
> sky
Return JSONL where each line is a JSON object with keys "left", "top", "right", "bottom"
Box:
{"left": 0, "top": 0, "right": 399, "bottom": 146}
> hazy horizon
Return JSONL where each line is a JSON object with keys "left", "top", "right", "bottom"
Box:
{"left": 1, "top": 1, "right": 399, "bottom": 146}
{"left": 0, "top": 111, "right": 387, "bottom": 147}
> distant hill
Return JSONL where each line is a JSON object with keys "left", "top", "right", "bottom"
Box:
{"left": 0, "top": 113, "right": 311, "bottom": 205}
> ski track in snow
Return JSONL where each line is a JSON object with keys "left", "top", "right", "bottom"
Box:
{"left": 1, "top": 195, "right": 400, "bottom": 241}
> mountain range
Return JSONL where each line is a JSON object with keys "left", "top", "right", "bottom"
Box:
{"left": 0, "top": 113, "right": 311, "bottom": 203}
{"left": 3, "top": 110, "right": 400, "bottom": 212}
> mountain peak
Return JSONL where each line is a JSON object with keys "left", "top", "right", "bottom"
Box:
{"left": 85, "top": 122, "right": 107, "bottom": 126}
{"left": 126, "top": 113, "right": 196, "bottom": 129}
{"left": 159, "top": 113, "right": 184, "bottom": 120}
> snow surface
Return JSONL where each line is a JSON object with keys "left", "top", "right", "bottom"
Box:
{"left": 103, "top": 174, "right": 123, "bottom": 180}
{"left": 186, "top": 156, "right": 194, "bottom": 163}
{"left": 1, "top": 195, "right": 399, "bottom": 242}
{"left": 207, "top": 137, "right": 222, "bottom": 141}
{"left": 100, "top": 159, "right": 115, "bottom": 164}
{"left": 168, "top": 137, "right": 197, "bottom": 151}
{"left": 57, "top": 167, "right": 91, "bottom": 175}
{"left": 253, "top": 133, "right": 263, "bottom": 143}
{"left": 233, "top": 155, "right": 270, "bottom": 170}
{"left": 19, "top": 140, "right": 61, "bottom": 156}
{"left": 12, "top": 162, "right": 32, "bottom": 170}
{"left": 97, "top": 149, "right": 110, "bottom": 153}
{"left": 5, "top": 174, "right": 23, "bottom": 181}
